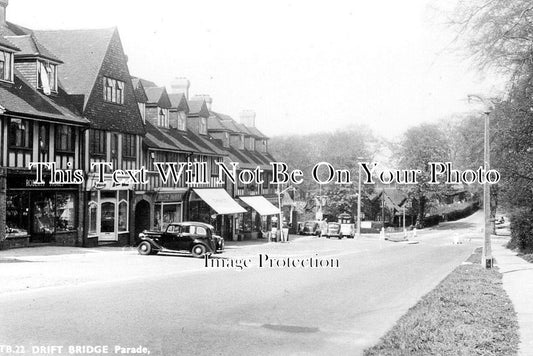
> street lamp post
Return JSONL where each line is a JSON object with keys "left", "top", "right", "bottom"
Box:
{"left": 277, "top": 184, "right": 295, "bottom": 242}
{"left": 468, "top": 94, "right": 494, "bottom": 269}
{"left": 356, "top": 157, "right": 364, "bottom": 236}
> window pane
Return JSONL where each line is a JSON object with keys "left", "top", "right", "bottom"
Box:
{"left": 55, "top": 193, "right": 76, "bottom": 231}
{"left": 6, "top": 191, "right": 29, "bottom": 234}
{"left": 118, "top": 201, "right": 128, "bottom": 232}
{"left": 101, "top": 202, "right": 115, "bottom": 233}
{"left": 89, "top": 203, "right": 97, "bottom": 234}
{"left": 33, "top": 193, "right": 55, "bottom": 235}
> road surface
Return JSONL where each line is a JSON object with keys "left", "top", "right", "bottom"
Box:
{"left": 0, "top": 213, "right": 483, "bottom": 355}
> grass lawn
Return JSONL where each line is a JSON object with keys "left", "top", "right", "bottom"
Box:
{"left": 364, "top": 248, "right": 519, "bottom": 356}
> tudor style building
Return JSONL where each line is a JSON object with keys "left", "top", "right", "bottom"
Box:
{"left": 33, "top": 28, "right": 145, "bottom": 246}
{"left": 0, "top": 19, "right": 89, "bottom": 248}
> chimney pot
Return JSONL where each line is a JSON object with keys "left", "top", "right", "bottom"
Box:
{"left": 239, "top": 110, "right": 256, "bottom": 128}
{"left": 0, "top": 0, "right": 8, "bottom": 25}
{"left": 169, "top": 77, "right": 191, "bottom": 99}
{"left": 192, "top": 94, "right": 213, "bottom": 111}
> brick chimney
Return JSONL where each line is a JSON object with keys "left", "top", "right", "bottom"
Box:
{"left": 192, "top": 94, "right": 213, "bottom": 111}
{"left": 240, "top": 110, "right": 256, "bottom": 127}
{"left": 0, "top": 0, "right": 8, "bottom": 25}
{"left": 169, "top": 77, "right": 190, "bottom": 99}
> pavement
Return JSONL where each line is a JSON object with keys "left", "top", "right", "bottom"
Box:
{"left": 491, "top": 233, "right": 533, "bottom": 356}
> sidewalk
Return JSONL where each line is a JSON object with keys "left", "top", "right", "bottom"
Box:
{"left": 492, "top": 239, "right": 533, "bottom": 356}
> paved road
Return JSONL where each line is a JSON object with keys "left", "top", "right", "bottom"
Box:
{"left": 0, "top": 213, "right": 483, "bottom": 356}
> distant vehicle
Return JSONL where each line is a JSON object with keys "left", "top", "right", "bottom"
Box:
{"left": 338, "top": 213, "right": 355, "bottom": 239}
{"left": 324, "top": 222, "right": 341, "bottom": 239}
{"left": 137, "top": 222, "right": 222, "bottom": 257}
{"left": 299, "top": 220, "right": 327, "bottom": 236}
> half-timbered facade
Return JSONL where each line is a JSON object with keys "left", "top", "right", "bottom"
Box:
{"left": 33, "top": 28, "right": 145, "bottom": 246}
{"left": 0, "top": 29, "right": 89, "bottom": 249}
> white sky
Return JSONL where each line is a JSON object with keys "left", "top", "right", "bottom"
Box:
{"left": 8, "top": 0, "right": 506, "bottom": 138}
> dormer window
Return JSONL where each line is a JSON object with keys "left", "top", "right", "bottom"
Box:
{"left": 159, "top": 108, "right": 168, "bottom": 128}
{"left": 224, "top": 132, "right": 229, "bottom": 148}
{"left": 177, "top": 111, "right": 186, "bottom": 131}
{"left": 38, "top": 61, "right": 57, "bottom": 94}
{"left": 0, "top": 50, "right": 13, "bottom": 82}
{"left": 239, "top": 135, "right": 245, "bottom": 150}
{"left": 199, "top": 117, "right": 207, "bottom": 135}
{"left": 103, "top": 77, "right": 125, "bottom": 104}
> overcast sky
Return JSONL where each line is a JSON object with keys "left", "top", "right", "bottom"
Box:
{"left": 9, "top": 0, "right": 506, "bottom": 138}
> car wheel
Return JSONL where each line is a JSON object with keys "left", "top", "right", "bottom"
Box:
{"left": 191, "top": 244, "right": 207, "bottom": 258}
{"left": 138, "top": 241, "right": 152, "bottom": 255}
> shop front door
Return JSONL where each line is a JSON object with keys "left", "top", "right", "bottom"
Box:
{"left": 99, "top": 200, "right": 117, "bottom": 242}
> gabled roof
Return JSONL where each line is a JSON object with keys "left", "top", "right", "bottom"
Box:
{"left": 168, "top": 93, "right": 189, "bottom": 113}
{"left": 32, "top": 28, "right": 116, "bottom": 108}
{"left": 131, "top": 77, "right": 148, "bottom": 103}
{"left": 5, "top": 34, "right": 62, "bottom": 63}
{"left": 144, "top": 121, "right": 195, "bottom": 152}
{"left": 207, "top": 115, "right": 227, "bottom": 131}
{"left": 0, "top": 69, "right": 88, "bottom": 125}
{"left": 187, "top": 99, "right": 210, "bottom": 118}
{"left": 0, "top": 22, "right": 33, "bottom": 37}
{"left": 236, "top": 122, "right": 253, "bottom": 136}
{"left": 167, "top": 128, "right": 226, "bottom": 157}
{"left": 145, "top": 86, "right": 172, "bottom": 109}
{"left": 138, "top": 78, "right": 157, "bottom": 88}
{"left": 0, "top": 34, "right": 19, "bottom": 51}
{"left": 246, "top": 125, "right": 268, "bottom": 139}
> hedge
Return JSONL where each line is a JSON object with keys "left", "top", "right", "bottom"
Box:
{"left": 508, "top": 209, "right": 533, "bottom": 252}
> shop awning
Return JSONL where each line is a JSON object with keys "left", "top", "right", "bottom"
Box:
{"left": 193, "top": 188, "right": 247, "bottom": 215}
{"left": 240, "top": 196, "right": 280, "bottom": 216}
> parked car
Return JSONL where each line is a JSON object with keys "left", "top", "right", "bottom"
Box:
{"left": 324, "top": 222, "right": 341, "bottom": 239}
{"left": 137, "top": 222, "right": 222, "bottom": 257}
{"left": 299, "top": 220, "right": 327, "bottom": 236}
{"left": 338, "top": 213, "right": 355, "bottom": 238}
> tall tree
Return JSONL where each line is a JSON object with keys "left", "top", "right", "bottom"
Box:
{"left": 397, "top": 123, "right": 451, "bottom": 227}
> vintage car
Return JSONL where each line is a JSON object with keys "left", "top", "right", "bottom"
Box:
{"left": 324, "top": 222, "right": 341, "bottom": 239}
{"left": 338, "top": 213, "right": 355, "bottom": 238}
{"left": 137, "top": 222, "right": 223, "bottom": 257}
{"left": 299, "top": 220, "right": 327, "bottom": 236}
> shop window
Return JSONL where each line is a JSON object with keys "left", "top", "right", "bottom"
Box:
{"left": 88, "top": 202, "right": 97, "bottom": 235}
{"left": 55, "top": 193, "right": 76, "bottom": 231}
{"left": 118, "top": 201, "right": 128, "bottom": 232}
{"left": 0, "top": 50, "right": 13, "bottom": 82}
{"left": 90, "top": 129, "right": 106, "bottom": 156}
{"left": 9, "top": 118, "right": 32, "bottom": 149}
{"left": 55, "top": 125, "right": 75, "bottom": 152}
{"left": 31, "top": 191, "right": 77, "bottom": 235}
{"left": 155, "top": 203, "right": 182, "bottom": 231}
{"left": 6, "top": 191, "right": 29, "bottom": 235}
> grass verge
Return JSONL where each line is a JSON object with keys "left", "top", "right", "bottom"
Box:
{"left": 518, "top": 253, "right": 533, "bottom": 263}
{"left": 364, "top": 248, "right": 519, "bottom": 356}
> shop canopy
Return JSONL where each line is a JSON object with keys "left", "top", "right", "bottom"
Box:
{"left": 240, "top": 196, "right": 280, "bottom": 216}
{"left": 193, "top": 189, "right": 247, "bottom": 215}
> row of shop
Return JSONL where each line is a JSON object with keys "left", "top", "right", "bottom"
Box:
{"left": 3, "top": 171, "right": 286, "bottom": 247}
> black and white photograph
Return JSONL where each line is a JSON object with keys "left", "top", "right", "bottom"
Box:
{"left": 0, "top": 0, "right": 532, "bottom": 355}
